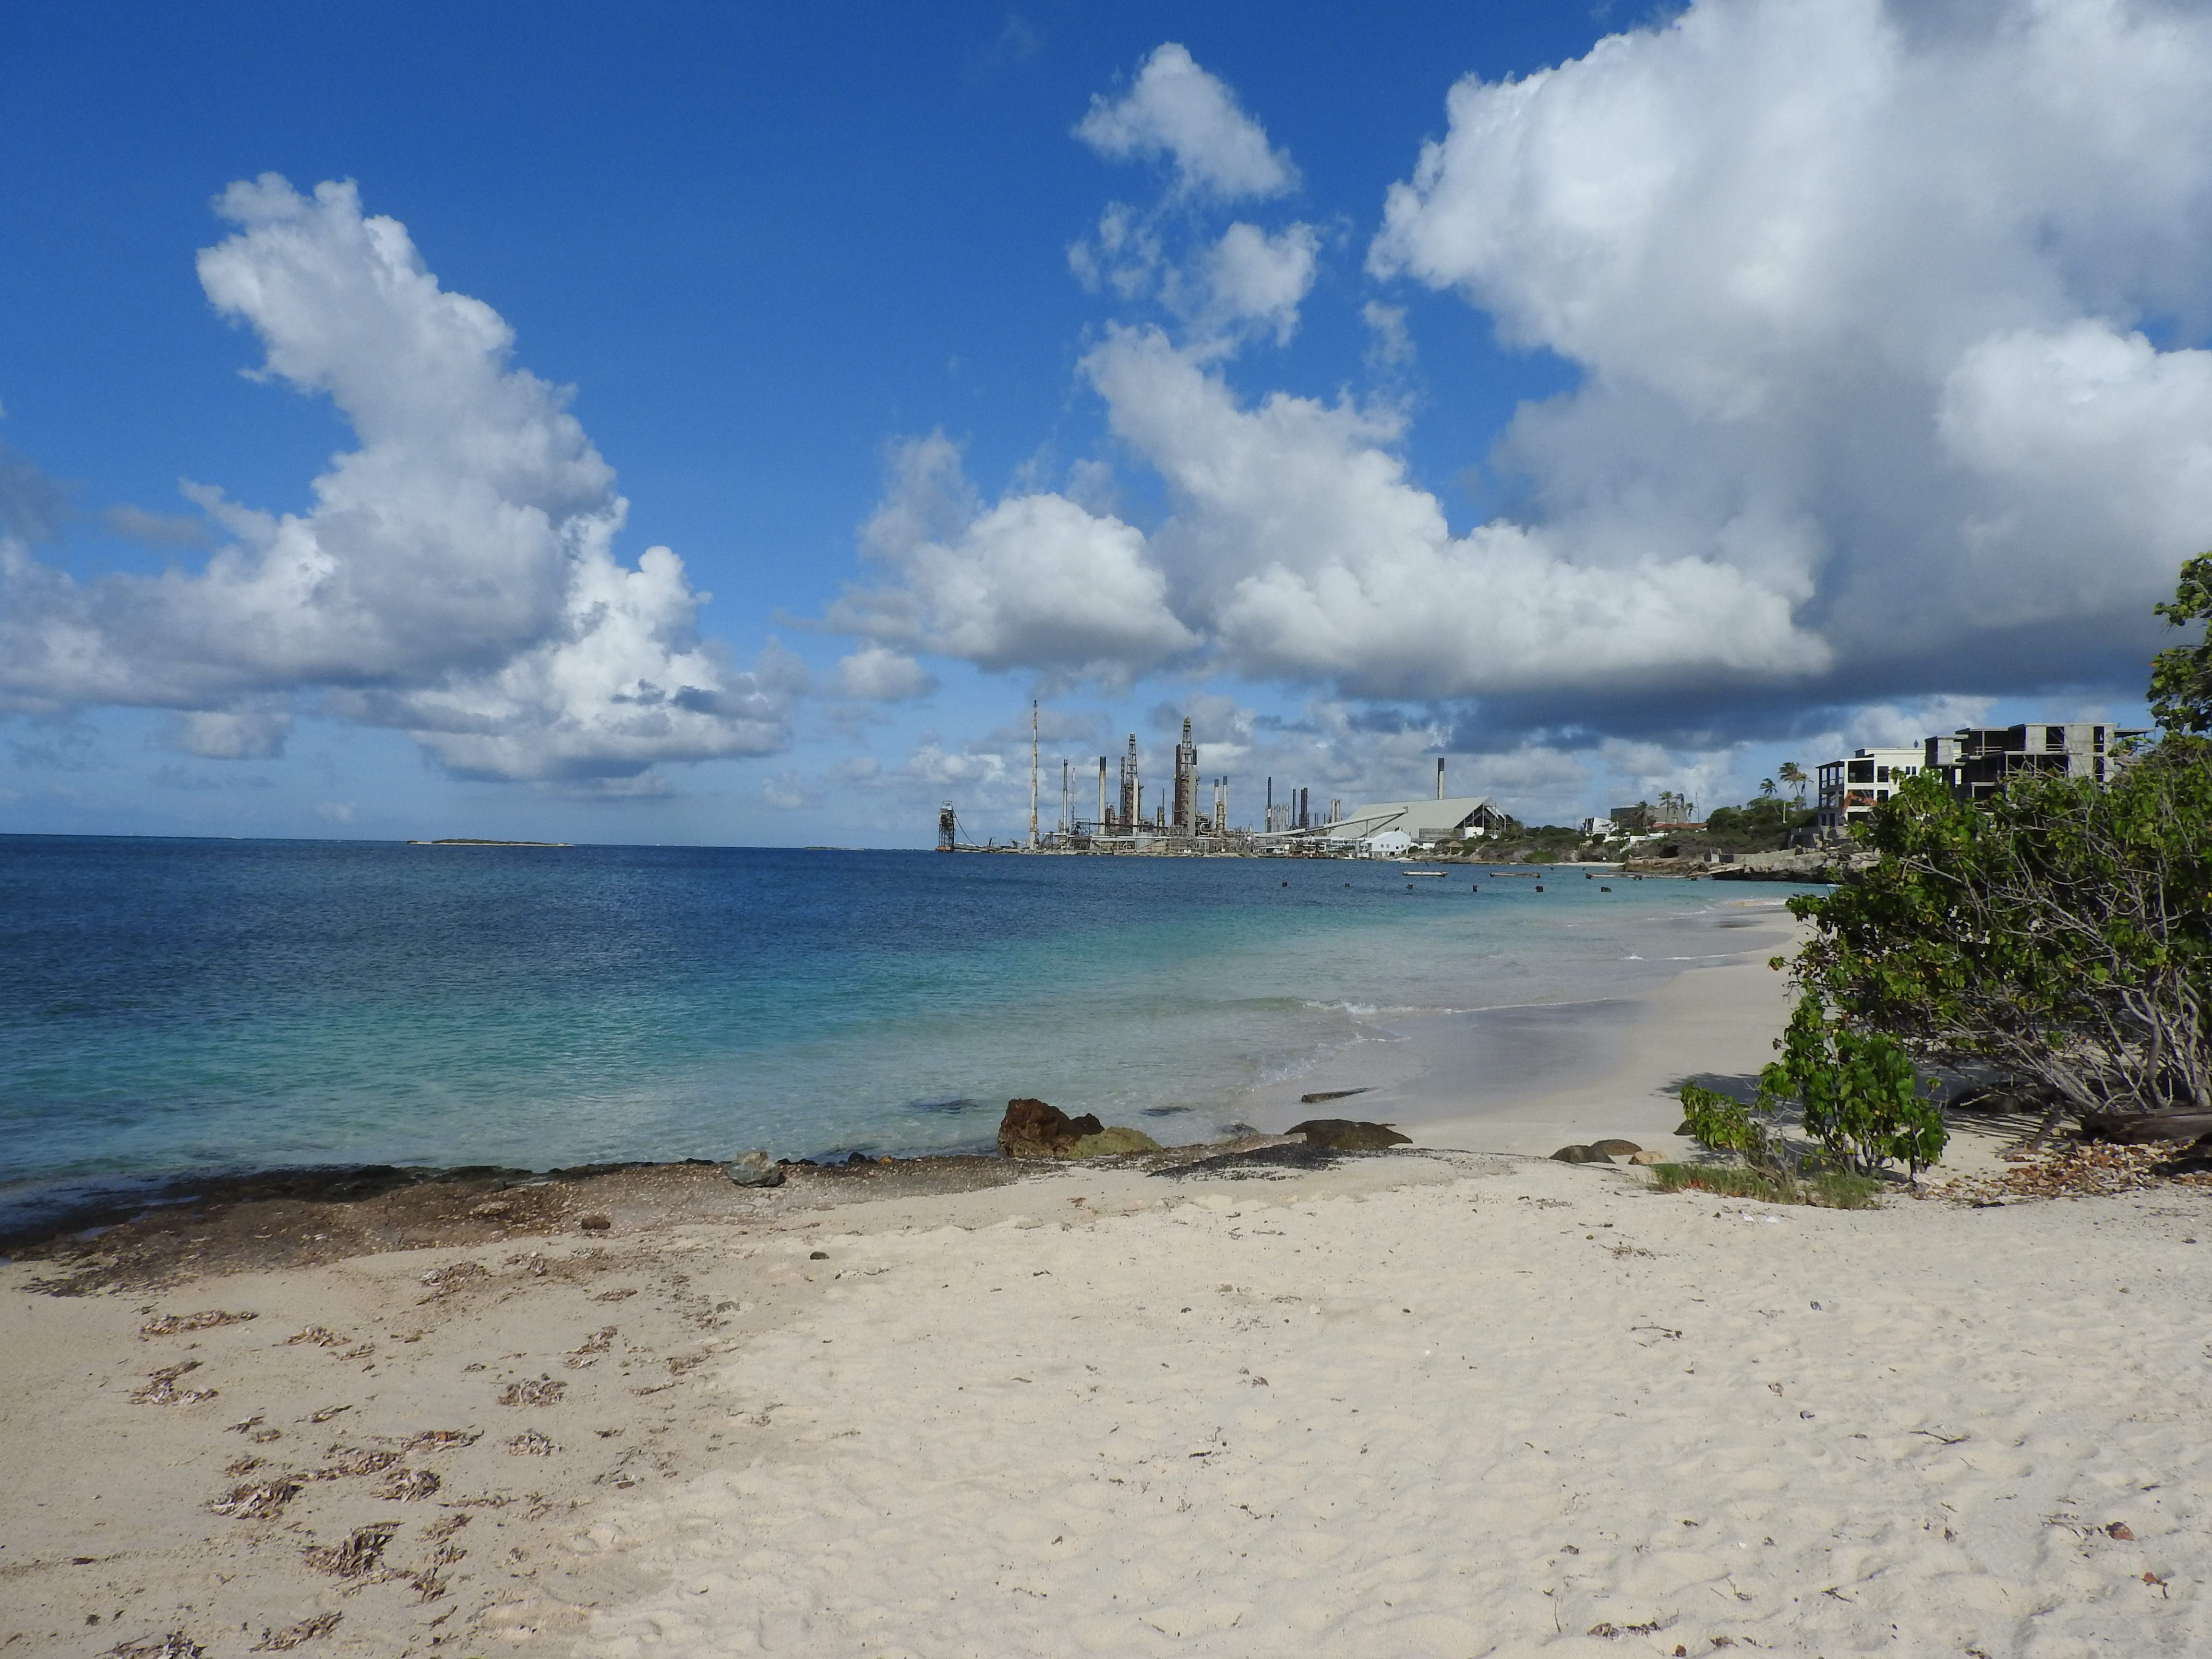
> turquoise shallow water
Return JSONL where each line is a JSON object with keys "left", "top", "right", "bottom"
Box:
{"left": 0, "top": 836, "right": 1810, "bottom": 1197}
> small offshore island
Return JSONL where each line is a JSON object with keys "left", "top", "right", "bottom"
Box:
{"left": 406, "top": 838, "right": 572, "bottom": 847}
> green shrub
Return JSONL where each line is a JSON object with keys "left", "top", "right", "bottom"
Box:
{"left": 1675, "top": 993, "right": 1947, "bottom": 1178}
{"left": 1759, "top": 993, "right": 1948, "bottom": 1175}
{"left": 1677, "top": 1081, "right": 1778, "bottom": 1166}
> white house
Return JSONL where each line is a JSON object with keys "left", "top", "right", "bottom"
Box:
{"left": 1814, "top": 747, "right": 1928, "bottom": 833}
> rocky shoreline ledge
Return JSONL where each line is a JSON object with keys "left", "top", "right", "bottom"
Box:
{"left": 3, "top": 1123, "right": 1413, "bottom": 1295}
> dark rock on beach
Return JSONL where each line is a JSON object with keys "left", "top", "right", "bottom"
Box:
{"left": 1064, "top": 1127, "right": 1165, "bottom": 1156}
{"left": 1286, "top": 1119, "right": 1411, "bottom": 1151}
{"left": 1550, "top": 1145, "right": 1615, "bottom": 1164}
{"left": 722, "top": 1151, "right": 785, "bottom": 1187}
{"left": 1588, "top": 1139, "right": 1643, "bottom": 1156}
{"left": 997, "top": 1098, "right": 1106, "bottom": 1157}
{"left": 994, "top": 1099, "right": 1161, "bottom": 1159}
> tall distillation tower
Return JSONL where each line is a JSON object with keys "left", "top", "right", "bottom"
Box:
{"left": 1172, "top": 717, "right": 1198, "bottom": 835}
{"left": 1118, "top": 735, "right": 1140, "bottom": 833}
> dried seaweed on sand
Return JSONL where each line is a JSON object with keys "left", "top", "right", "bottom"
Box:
{"left": 564, "top": 1325, "right": 617, "bottom": 1367}
{"left": 101, "top": 1635, "right": 205, "bottom": 1659}
{"left": 131, "top": 1360, "right": 219, "bottom": 1405}
{"left": 377, "top": 1467, "right": 442, "bottom": 1502}
{"left": 309, "top": 1446, "right": 399, "bottom": 1479}
{"left": 208, "top": 1477, "right": 303, "bottom": 1519}
{"left": 416, "top": 1260, "right": 492, "bottom": 1301}
{"left": 302, "top": 1522, "right": 397, "bottom": 1577}
{"left": 140, "top": 1309, "right": 257, "bottom": 1336}
{"left": 249, "top": 1611, "right": 340, "bottom": 1650}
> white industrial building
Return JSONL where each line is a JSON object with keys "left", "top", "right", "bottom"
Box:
{"left": 1294, "top": 795, "right": 1503, "bottom": 856}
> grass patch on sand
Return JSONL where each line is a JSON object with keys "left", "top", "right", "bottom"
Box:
{"left": 1647, "top": 1163, "right": 1886, "bottom": 1209}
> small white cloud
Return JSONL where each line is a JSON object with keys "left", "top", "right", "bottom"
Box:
{"left": 315, "top": 800, "right": 358, "bottom": 823}
{"left": 1068, "top": 203, "right": 1163, "bottom": 300}
{"left": 835, "top": 433, "right": 1198, "bottom": 687}
{"left": 1197, "top": 222, "right": 1318, "bottom": 344}
{"left": 1075, "top": 43, "right": 1298, "bottom": 201}
{"left": 161, "top": 709, "right": 290, "bottom": 760}
{"left": 1361, "top": 302, "right": 1412, "bottom": 368}
{"left": 830, "top": 644, "right": 938, "bottom": 702}
{"left": 761, "top": 770, "right": 820, "bottom": 809}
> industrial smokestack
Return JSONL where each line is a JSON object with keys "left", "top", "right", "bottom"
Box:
{"left": 1436, "top": 757, "right": 1445, "bottom": 801}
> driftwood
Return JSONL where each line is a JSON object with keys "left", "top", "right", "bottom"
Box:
{"left": 2077, "top": 1109, "right": 2212, "bottom": 1145}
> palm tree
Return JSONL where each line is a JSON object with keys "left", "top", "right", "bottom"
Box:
{"left": 1777, "top": 761, "right": 1808, "bottom": 805}
{"left": 1759, "top": 777, "right": 1778, "bottom": 801}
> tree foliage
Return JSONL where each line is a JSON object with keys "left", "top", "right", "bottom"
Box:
{"left": 1785, "top": 748, "right": 2212, "bottom": 1123}
{"left": 2149, "top": 551, "right": 2212, "bottom": 733}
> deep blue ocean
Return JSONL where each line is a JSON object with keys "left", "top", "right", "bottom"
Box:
{"left": 0, "top": 836, "right": 1800, "bottom": 1202}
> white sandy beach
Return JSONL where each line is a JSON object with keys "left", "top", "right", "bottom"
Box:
{"left": 4, "top": 923, "right": 2207, "bottom": 1658}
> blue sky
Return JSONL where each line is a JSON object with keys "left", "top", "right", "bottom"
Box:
{"left": 3, "top": 0, "right": 2205, "bottom": 845}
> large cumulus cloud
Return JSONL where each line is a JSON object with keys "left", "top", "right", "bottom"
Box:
{"left": 0, "top": 176, "right": 789, "bottom": 783}
{"left": 854, "top": 9, "right": 2212, "bottom": 741}
{"left": 1371, "top": 0, "right": 2212, "bottom": 701}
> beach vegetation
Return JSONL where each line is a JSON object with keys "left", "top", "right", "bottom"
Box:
{"left": 1676, "top": 995, "right": 1947, "bottom": 1178}
{"left": 1701, "top": 795, "right": 1818, "bottom": 851}
{"left": 1785, "top": 752, "right": 2212, "bottom": 1135}
{"left": 1676, "top": 1080, "right": 1779, "bottom": 1165}
{"left": 1777, "top": 556, "right": 2212, "bottom": 1142}
{"left": 1646, "top": 1161, "right": 1886, "bottom": 1209}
